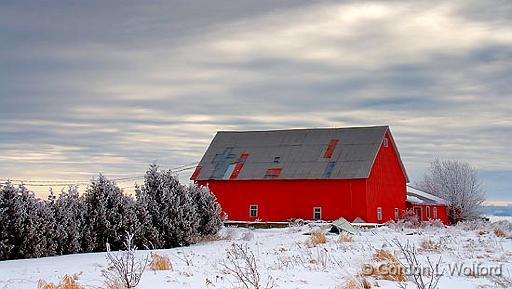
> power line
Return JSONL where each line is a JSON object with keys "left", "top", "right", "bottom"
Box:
{"left": 0, "top": 163, "right": 198, "bottom": 187}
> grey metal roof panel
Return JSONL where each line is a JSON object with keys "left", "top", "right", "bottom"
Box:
{"left": 194, "top": 126, "right": 402, "bottom": 180}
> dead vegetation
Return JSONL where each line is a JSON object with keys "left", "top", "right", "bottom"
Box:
{"left": 393, "top": 239, "right": 441, "bottom": 289}
{"left": 149, "top": 253, "right": 172, "bottom": 271}
{"left": 337, "top": 234, "right": 353, "bottom": 243}
{"left": 306, "top": 228, "right": 327, "bottom": 247}
{"left": 369, "top": 249, "right": 406, "bottom": 282}
{"left": 488, "top": 272, "right": 512, "bottom": 288}
{"left": 102, "top": 234, "right": 149, "bottom": 289}
{"left": 338, "top": 274, "right": 372, "bottom": 289}
{"left": 494, "top": 228, "right": 508, "bottom": 238}
{"left": 219, "top": 243, "right": 274, "bottom": 289}
{"left": 419, "top": 239, "right": 442, "bottom": 252}
{"left": 37, "top": 274, "right": 85, "bottom": 289}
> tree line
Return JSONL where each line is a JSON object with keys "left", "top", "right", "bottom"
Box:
{"left": 0, "top": 164, "right": 222, "bottom": 261}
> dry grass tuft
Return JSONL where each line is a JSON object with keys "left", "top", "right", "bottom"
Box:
{"left": 370, "top": 249, "right": 406, "bottom": 282}
{"left": 419, "top": 239, "right": 441, "bottom": 252}
{"left": 338, "top": 275, "right": 372, "bottom": 289}
{"left": 337, "top": 234, "right": 353, "bottom": 243}
{"left": 38, "top": 274, "right": 85, "bottom": 289}
{"left": 495, "top": 228, "right": 508, "bottom": 238}
{"left": 306, "top": 228, "right": 327, "bottom": 247}
{"left": 373, "top": 249, "right": 397, "bottom": 263}
{"left": 149, "top": 253, "right": 172, "bottom": 271}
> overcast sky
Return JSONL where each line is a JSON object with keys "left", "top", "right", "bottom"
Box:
{"left": 1, "top": 0, "right": 511, "bottom": 202}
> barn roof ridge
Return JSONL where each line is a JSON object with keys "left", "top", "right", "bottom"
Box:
{"left": 216, "top": 125, "right": 390, "bottom": 134}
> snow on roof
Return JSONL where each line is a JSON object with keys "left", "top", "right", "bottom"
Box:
{"left": 406, "top": 186, "right": 447, "bottom": 205}
{"left": 406, "top": 195, "right": 425, "bottom": 204}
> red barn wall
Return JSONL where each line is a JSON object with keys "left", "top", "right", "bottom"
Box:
{"left": 406, "top": 203, "right": 449, "bottom": 224}
{"left": 197, "top": 179, "right": 368, "bottom": 222}
{"left": 365, "top": 131, "right": 407, "bottom": 223}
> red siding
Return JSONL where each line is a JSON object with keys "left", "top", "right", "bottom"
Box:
{"left": 365, "top": 132, "right": 407, "bottom": 223}
{"left": 406, "top": 202, "right": 449, "bottom": 224}
{"left": 197, "top": 179, "right": 368, "bottom": 222}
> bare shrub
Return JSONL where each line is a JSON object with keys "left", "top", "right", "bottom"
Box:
{"left": 37, "top": 274, "right": 85, "bottom": 289}
{"left": 422, "top": 219, "right": 444, "bottom": 229}
{"left": 400, "top": 209, "right": 421, "bottom": 228}
{"left": 488, "top": 272, "right": 512, "bottom": 288}
{"left": 219, "top": 243, "right": 274, "bottom": 289}
{"left": 287, "top": 219, "right": 305, "bottom": 233}
{"left": 456, "top": 219, "right": 488, "bottom": 231}
{"left": 149, "top": 253, "right": 172, "bottom": 271}
{"left": 306, "top": 228, "right": 327, "bottom": 247}
{"left": 102, "top": 233, "right": 149, "bottom": 288}
{"left": 393, "top": 239, "right": 441, "bottom": 289}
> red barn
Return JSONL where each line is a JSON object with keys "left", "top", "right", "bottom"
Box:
{"left": 192, "top": 126, "right": 448, "bottom": 224}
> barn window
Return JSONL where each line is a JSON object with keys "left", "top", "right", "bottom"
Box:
{"left": 383, "top": 137, "right": 389, "bottom": 148}
{"left": 394, "top": 208, "right": 399, "bottom": 220}
{"left": 433, "top": 207, "right": 438, "bottom": 219}
{"left": 426, "top": 206, "right": 431, "bottom": 219}
{"left": 273, "top": 156, "right": 281, "bottom": 163}
{"left": 377, "top": 207, "right": 383, "bottom": 221}
{"left": 313, "top": 207, "right": 322, "bottom": 220}
{"left": 249, "top": 205, "right": 258, "bottom": 217}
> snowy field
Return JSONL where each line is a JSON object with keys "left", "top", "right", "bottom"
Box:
{"left": 1, "top": 222, "right": 511, "bottom": 289}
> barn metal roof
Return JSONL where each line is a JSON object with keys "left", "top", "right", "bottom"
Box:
{"left": 406, "top": 186, "right": 446, "bottom": 205}
{"left": 193, "top": 125, "right": 408, "bottom": 181}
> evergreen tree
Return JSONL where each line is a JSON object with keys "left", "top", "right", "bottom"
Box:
{"left": 82, "top": 175, "right": 140, "bottom": 252}
{"left": 137, "top": 164, "right": 199, "bottom": 248}
{"left": 0, "top": 182, "right": 55, "bottom": 260}
{"left": 53, "top": 186, "right": 86, "bottom": 255}
{"left": 189, "top": 184, "right": 222, "bottom": 236}
{"left": 134, "top": 183, "right": 160, "bottom": 249}
{"left": 0, "top": 182, "right": 18, "bottom": 260}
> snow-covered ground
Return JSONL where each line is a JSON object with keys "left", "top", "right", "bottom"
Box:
{"left": 0, "top": 222, "right": 511, "bottom": 289}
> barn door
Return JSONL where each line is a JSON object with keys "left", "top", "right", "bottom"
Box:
{"left": 413, "top": 207, "right": 422, "bottom": 221}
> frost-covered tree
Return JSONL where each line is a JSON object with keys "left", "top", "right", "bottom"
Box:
{"left": 134, "top": 183, "right": 161, "bottom": 249}
{"left": 189, "top": 184, "right": 222, "bottom": 236}
{"left": 416, "top": 159, "right": 485, "bottom": 223}
{"left": 0, "top": 182, "right": 55, "bottom": 260}
{"left": 82, "top": 175, "right": 140, "bottom": 252}
{"left": 52, "top": 186, "right": 86, "bottom": 255}
{"left": 136, "top": 164, "right": 199, "bottom": 248}
{"left": 0, "top": 181, "right": 18, "bottom": 260}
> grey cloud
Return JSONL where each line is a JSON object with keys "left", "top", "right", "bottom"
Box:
{"left": 0, "top": 0, "right": 511, "bottom": 199}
